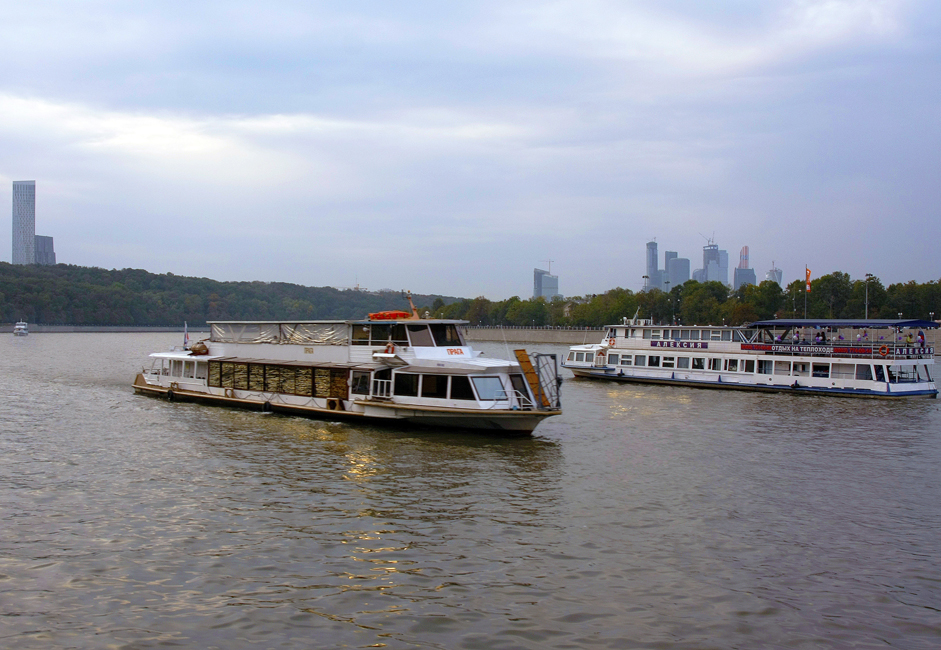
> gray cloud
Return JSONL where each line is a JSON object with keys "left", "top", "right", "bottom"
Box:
{"left": 1, "top": 1, "right": 938, "bottom": 299}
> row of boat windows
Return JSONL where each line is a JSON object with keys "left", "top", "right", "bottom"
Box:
{"left": 360, "top": 372, "right": 529, "bottom": 401}
{"left": 351, "top": 323, "right": 463, "bottom": 347}
{"left": 165, "top": 359, "right": 527, "bottom": 402}
{"left": 568, "top": 351, "right": 932, "bottom": 382}
{"left": 608, "top": 328, "right": 737, "bottom": 342}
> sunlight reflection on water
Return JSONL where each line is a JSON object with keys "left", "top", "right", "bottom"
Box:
{"left": 1, "top": 334, "right": 940, "bottom": 648}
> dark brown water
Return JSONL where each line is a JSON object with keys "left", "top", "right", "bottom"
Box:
{"left": 2, "top": 334, "right": 940, "bottom": 648}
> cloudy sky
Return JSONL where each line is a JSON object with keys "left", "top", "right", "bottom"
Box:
{"left": 1, "top": 1, "right": 939, "bottom": 299}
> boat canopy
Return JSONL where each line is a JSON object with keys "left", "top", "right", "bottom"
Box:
{"left": 748, "top": 318, "right": 938, "bottom": 329}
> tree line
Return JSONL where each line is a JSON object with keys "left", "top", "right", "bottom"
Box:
{"left": 2, "top": 263, "right": 938, "bottom": 327}
{"left": 0, "top": 263, "right": 458, "bottom": 326}
{"left": 433, "top": 272, "right": 941, "bottom": 327}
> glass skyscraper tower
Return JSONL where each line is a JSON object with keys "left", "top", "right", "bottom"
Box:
{"left": 12, "top": 180, "right": 36, "bottom": 265}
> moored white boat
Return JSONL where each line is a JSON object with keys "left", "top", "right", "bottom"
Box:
{"left": 133, "top": 298, "right": 562, "bottom": 433}
{"left": 563, "top": 318, "right": 937, "bottom": 398}
{"left": 13, "top": 321, "right": 28, "bottom": 336}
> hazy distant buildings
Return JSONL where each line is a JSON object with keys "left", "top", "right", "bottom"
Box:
{"left": 11, "top": 180, "right": 56, "bottom": 265}
{"left": 733, "top": 246, "right": 756, "bottom": 290}
{"left": 35, "top": 235, "right": 56, "bottom": 265}
{"left": 766, "top": 262, "right": 783, "bottom": 287}
{"left": 534, "top": 268, "right": 560, "bottom": 299}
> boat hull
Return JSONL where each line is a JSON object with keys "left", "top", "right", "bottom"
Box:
{"left": 567, "top": 367, "right": 938, "bottom": 398}
{"left": 133, "top": 374, "right": 556, "bottom": 434}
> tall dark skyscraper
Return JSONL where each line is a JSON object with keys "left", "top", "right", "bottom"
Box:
{"left": 12, "top": 181, "right": 36, "bottom": 265}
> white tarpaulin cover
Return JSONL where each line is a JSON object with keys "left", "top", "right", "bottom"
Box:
{"left": 210, "top": 323, "right": 348, "bottom": 345}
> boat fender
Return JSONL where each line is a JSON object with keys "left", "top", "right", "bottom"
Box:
{"left": 791, "top": 381, "right": 799, "bottom": 389}
{"left": 262, "top": 401, "right": 272, "bottom": 413}
{"left": 167, "top": 390, "right": 175, "bottom": 401}
{"left": 879, "top": 345, "right": 889, "bottom": 357}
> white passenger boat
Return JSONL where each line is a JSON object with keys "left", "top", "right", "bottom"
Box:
{"left": 133, "top": 298, "right": 562, "bottom": 433}
{"left": 563, "top": 318, "right": 937, "bottom": 398}
{"left": 13, "top": 321, "right": 28, "bottom": 336}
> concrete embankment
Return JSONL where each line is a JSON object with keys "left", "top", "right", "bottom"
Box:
{"left": 463, "top": 327, "right": 603, "bottom": 345}
{"left": 0, "top": 324, "right": 209, "bottom": 333}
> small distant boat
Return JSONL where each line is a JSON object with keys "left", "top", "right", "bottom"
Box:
{"left": 13, "top": 321, "right": 28, "bottom": 336}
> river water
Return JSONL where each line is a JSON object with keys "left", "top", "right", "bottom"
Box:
{"left": 2, "top": 333, "right": 940, "bottom": 649}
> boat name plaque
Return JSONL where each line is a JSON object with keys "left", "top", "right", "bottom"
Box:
{"left": 650, "top": 341, "right": 709, "bottom": 349}
{"left": 742, "top": 343, "right": 934, "bottom": 357}
{"left": 447, "top": 348, "right": 465, "bottom": 355}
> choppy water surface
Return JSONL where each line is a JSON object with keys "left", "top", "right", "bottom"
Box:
{"left": 2, "top": 333, "right": 940, "bottom": 649}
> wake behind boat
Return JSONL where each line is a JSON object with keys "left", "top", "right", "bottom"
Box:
{"left": 563, "top": 317, "right": 937, "bottom": 398}
{"left": 133, "top": 296, "right": 562, "bottom": 433}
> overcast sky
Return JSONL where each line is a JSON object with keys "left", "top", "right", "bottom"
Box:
{"left": 1, "top": 1, "right": 939, "bottom": 299}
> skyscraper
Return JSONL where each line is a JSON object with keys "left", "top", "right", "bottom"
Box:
{"left": 12, "top": 181, "right": 36, "bottom": 265}
{"left": 534, "top": 268, "right": 560, "bottom": 299}
{"left": 35, "top": 235, "right": 56, "bottom": 265}
{"left": 733, "top": 246, "right": 756, "bottom": 290}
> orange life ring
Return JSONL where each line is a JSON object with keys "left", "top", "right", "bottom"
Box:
{"left": 608, "top": 338, "right": 616, "bottom": 346}
{"left": 879, "top": 345, "right": 888, "bottom": 357}
{"left": 384, "top": 343, "right": 396, "bottom": 354}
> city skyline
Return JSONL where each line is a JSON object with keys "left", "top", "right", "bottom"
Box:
{"left": 1, "top": 2, "right": 939, "bottom": 298}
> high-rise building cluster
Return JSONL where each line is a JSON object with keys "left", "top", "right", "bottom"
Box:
{"left": 645, "top": 239, "right": 781, "bottom": 292}
{"left": 12, "top": 181, "right": 56, "bottom": 266}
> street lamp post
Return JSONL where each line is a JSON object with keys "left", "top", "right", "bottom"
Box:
{"left": 865, "top": 272, "right": 873, "bottom": 319}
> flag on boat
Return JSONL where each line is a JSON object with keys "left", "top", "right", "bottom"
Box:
{"left": 184, "top": 321, "right": 189, "bottom": 347}
{"left": 805, "top": 267, "right": 812, "bottom": 292}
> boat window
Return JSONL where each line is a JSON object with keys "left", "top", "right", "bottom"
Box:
{"left": 792, "top": 363, "right": 809, "bottom": 377}
{"left": 692, "top": 358, "right": 705, "bottom": 370}
{"left": 233, "top": 363, "right": 249, "bottom": 390}
{"left": 721, "top": 331, "right": 732, "bottom": 341}
{"left": 688, "top": 330, "right": 699, "bottom": 340}
{"left": 680, "top": 330, "right": 690, "bottom": 339}
{"left": 888, "top": 365, "right": 918, "bottom": 383}
{"left": 774, "top": 361, "right": 791, "bottom": 376}
{"left": 608, "top": 353, "right": 619, "bottom": 365}
{"left": 220, "top": 362, "right": 234, "bottom": 386}
{"left": 575, "top": 352, "right": 585, "bottom": 362}
{"left": 620, "top": 355, "right": 632, "bottom": 366}
{"left": 812, "top": 363, "right": 830, "bottom": 378}
{"left": 709, "top": 358, "right": 721, "bottom": 371}
{"left": 264, "top": 366, "right": 282, "bottom": 393}
{"left": 874, "top": 365, "right": 886, "bottom": 382}
{"left": 281, "top": 367, "right": 297, "bottom": 394}
{"left": 296, "top": 367, "right": 313, "bottom": 396}
{"left": 677, "top": 357, "right": 690, "bottom": 369}
{"left": 710, "top": 331, "right": 722, "bottom": 341}
{"left": 743, "top": 360, "right": 755, "bottom": 373}
{"left": 472, "top": 377, "right": 507, "bottom": 401}
{"left": 635, "top": 355, "right": 646, "bottom": 367}
{"left": 195, "top": 362, "right": 208, "bottom": 380}
{"left": 394, "top": 372, "right": 419, "bottom": 396}
{"left": 651, "top": 330, "right": 662, "bottom": 340}
{"left": 510, "top": 374, "right": 529, "bottom": 401}
{"left": 648, "top": 356, "right": 661, "bottom": 367}
{"left": 855, "top": 365, "right": 873, "bottom": 381}
{"left": 643, "top": 329, "right": 651, "bottom": 339}
{"left": 248, "top": 364, "right": 264, "bottom": 391}
{"left": 431, "top": 324, "right": 463, "bottom": 346}
{"left": 371, "top": 324, "right": 408, "bottom": 346}
{"left": 407, "top": 325, "right": 435, "bottom": 347}
{"left": 171, "top": 360, "right": 183, "bottom": 377}
{"left": 421, "top": 374, "right": 449, "bottom": 399}
{"left": 607, "top": 329, "right": 617, "bottom": 339}
{"left": 450, "top": 376, "right": 476, "bottom": 400}
{"left": 183, "top": 361, "right": 195, "bottom": 378}
{"left": 725, "top": 359, "right": 738, "bottom": 372}
{"left": 757, "top": 360, "right": 773, "bottom": 375}
{"left": 662, "top": 357, "right": 675, "bottom": 368}
{"left": 352, "top": 325, "right": 370, "bottom": 345}
{"left": 351, "top": 371, "right": 370, "bottom": 395}
{"left": 567, "top": 352, "right": 575, "bottom": 361}
{"left": 208, "top": 362, "right": 220, "bottom": 386}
